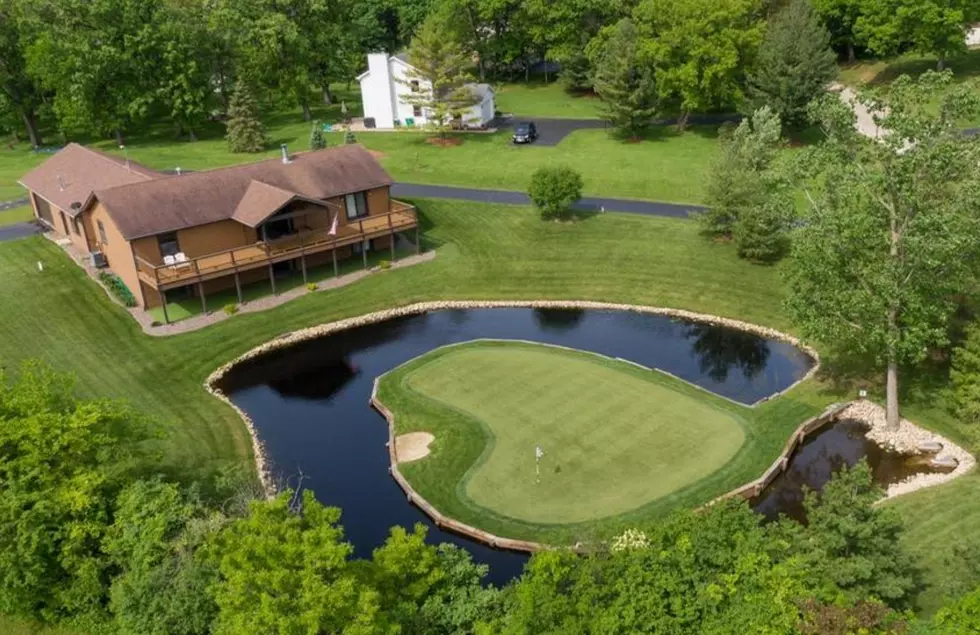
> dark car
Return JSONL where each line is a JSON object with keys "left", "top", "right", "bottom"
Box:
{"left": 512, "top": 121, "right": 538, "bottom": 144}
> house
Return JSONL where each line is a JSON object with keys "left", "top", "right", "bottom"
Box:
{"left": 19, "top": 143, "right": 419, "bottom": 323}
{"left": 969, "top": 23, "right": 980, "bottom": 48}
{"left": 357, "top": 52, "right": 495, "bottom": 130}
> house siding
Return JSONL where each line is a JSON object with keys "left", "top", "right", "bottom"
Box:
{"left": 87, "top": 202, "right": 143, "bottom": 308}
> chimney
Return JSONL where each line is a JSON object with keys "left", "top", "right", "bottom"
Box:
{"left": 281, "top": 144, "right": 291, "bottom": 164}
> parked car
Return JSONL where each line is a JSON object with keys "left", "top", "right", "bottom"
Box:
{"left": 512, "top": 121, "right": 538, "bottom": 144}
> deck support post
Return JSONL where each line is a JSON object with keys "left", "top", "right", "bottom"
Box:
{"left": 300, "top": 253, "right": 307, "bottom": 284}
{"left": 234, "top": 271, "right": 243, "bottom": 304}
{"left": 158, "top": 288, "right": 170, "bottom": 325}
{"left": 362, "top": 243, "right": 368, "bottom": 269}
{"left": 389, "top": 234, "right": 395, "bottom": 262}
{"left": 268, "top": 263, "right": 277, "bottom": 295}
{"left": 332, "top": 249, "right": 339, "bottom": 277}
{"left": 415, "top": 226, "right": 420, "bottom": 254}
{"left": 198, "top": 281, "right": 207, "bottom": 314}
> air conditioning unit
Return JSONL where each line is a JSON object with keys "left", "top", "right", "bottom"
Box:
{"left": 91, "top": 251, "right": 108, "bottom": 268}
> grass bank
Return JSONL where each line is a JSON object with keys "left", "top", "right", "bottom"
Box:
{"left": 494, "top": 81, "right": 603, "bottom": 119}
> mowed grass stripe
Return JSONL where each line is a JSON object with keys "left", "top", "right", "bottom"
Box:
{"left": 401, "top": 343, "right": 745, "bottom": 524}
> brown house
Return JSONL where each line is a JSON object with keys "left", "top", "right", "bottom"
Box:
{"left": 19, "top": 143, "right": 419, "bottom": 322}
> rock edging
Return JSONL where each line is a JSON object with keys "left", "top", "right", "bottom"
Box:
{"left": 204, "top": 300, "right": 820, "bottom": 501}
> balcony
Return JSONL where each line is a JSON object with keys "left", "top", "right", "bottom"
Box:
{"left": 135, "top": 200, "right": 418, "bottom": 291}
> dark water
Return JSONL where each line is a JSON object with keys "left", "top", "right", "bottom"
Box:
{"left": 219, "top": 308, "right": 814, "bottom": 585}
{"left": 751, "top": 418, "right": 950, "bottom": 523}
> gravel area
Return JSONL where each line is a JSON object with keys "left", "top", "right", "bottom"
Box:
{"left": 839, "top": 400, "right": 976, "bottom": 498}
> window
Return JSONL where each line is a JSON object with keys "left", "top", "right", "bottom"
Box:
{"left": 60, "top": 212, "right": 70, "bottom": 235}
{"left": 97, "top": 220, "right": 108, "bottom": 244}
{"left": 413, "top": 105, "right": 422, "bottom": 117}
{"left": 157, "top": 231, "right": 180, "bottom": 257}
{"left": 71, "top": 217, "right": 81, "bottom": 236}
{"left": 410, "top": 80, "right": 420, "bottom": 93}
{"left": 344, "top": 192, "right": 368, "bottom": 219}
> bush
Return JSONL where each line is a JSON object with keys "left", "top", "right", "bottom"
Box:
{"left": 950, "top": 322, "right": 980, "bottom": 424}
{"left": 306, "top": 282, "right": 318, "bottom": 291}
{"left": 222, "top": 303, "right": 238, "bottom": 316}
{"left": 310, "top": 120, "right": 327, "bottom": 150}
{"left": 344, "top": 128, "right": 357, "bottom": 145}
{"left": 379, "top": 260, "right": 391, "bottom": 270}
{"left": 528, "top": 165, "right": 584, "bottom": 219}
{"left": 99, "top": 271, "right": 137, "bottom": 307}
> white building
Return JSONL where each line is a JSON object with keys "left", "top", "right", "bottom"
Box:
{"left": 357, "top": 52, "right": 495, "bottom": 130}
{"left": 968, "top": 24, "right": 980, "bottom": 48}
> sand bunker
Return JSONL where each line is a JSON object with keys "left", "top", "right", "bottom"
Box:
{"left": 396, "top": 432, "right": 434, "bottom": 463}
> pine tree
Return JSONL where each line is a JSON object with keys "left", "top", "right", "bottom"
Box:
{"left": 950, "top": 322, "right": 980, "bottom": 424}
{"left": 225, "top": 81, "right": 267, "bottom": 153}
{"left": 587, "top": 19, "right": 657, "bottom": 139}
{"left": 344, "top": 127, "right": 356, "bottom": 144}
{"left": 747, "top": 0, "right": 838, "bottom": 130}
{"left": 309, "top": 120, "right": 327, "bottom": 150}
{"left": 397, "top": 17, "right": 479, "bottom": 136}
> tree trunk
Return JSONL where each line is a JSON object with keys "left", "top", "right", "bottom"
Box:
{"left": 937, "top": 53, "right": 946, "bottom": 71}
{"left": 301, "top": 99, "right": 312, "bottom": 122}
{"left": 21, "top": 109, "right": 41, "bottom": 148}
{"left": 188, "top": 127, "right": 197, "bottom": 142}
{"left": 322, "top": 85, "right": 333, "bottom": 105}
{"left": 886, "top": 201, "right": 901, "bottom": 431}
{"left": 676, "top": 110, "right": 690, "bottom": 131}
{"left": 886, "top": 345, "right": 900, "bottom": 430}
{"left": 847, "top": 42, "right": 856, "bottom": 64}
{"left": 114, "top": 128, "right": 124, "bottom": 146}
{"left": 478, "top": 56, "right": 486, "bottom": 82}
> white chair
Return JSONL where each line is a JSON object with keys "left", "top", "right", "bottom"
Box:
{"left": 174, "top": 252, "right": 189, "bottom": 266}
{"left": 163, "top": 254, "right": 176, "bottom": 266}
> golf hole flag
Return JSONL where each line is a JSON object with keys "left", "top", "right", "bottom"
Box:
{"left": 535, "top": 446, "right": 544, "bottom": 461}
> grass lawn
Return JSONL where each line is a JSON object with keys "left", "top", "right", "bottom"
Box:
{"left": 0, "top": 205, "right": 33, "bottom": 226}
{"left": 383, "top": 341, "right": 747, "bottom": 530}
{"left": 0, "top": 196, "right": 976, "bottom": 608}
{"left": 494, "top": 81, "right": 603, "bottom": 119}
{"left": 0, "top": 85, "right": 719, "bottom": 205}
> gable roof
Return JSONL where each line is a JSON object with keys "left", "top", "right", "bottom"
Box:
{"left": 357, "top": 51, "right": 416, "bottom": 80}
{"left": 93, "top": 144, "right": 393, "bottom": 240}
{"left": 231, "top": 180, "right": 335, "bottom": 228}
{"left": 18, "top": 143, "right": 161, "bottom": 215}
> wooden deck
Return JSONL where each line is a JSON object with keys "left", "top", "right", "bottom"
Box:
{"left": 136, "top": 201, "right": 418, "bottom": 291}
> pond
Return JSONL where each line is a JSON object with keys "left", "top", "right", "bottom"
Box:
{"left": 218, "top": 307, "right": 814, "bottom": 584}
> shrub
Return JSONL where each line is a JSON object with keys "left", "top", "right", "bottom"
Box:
{"left": 344, "top": 128, "right": 357, "bottom": 145}
{"left": 528, "top": 165, "right": 584, "bottom": 219}
{"left": 379, "top": 260, "right": 391, "bottom": 270}
{"left": 306, "top": 282, "right": 318, "bottom": 291}
{"left": 310, "top": 120, "right": 327, "bottom": 150}
{"left": 99, "top": 271, "right": 137, "bottom": 307}
{"left": 222, "top": 303, "right": 238, "bottom": 316}
{"left": 950, "top": 322, "right": 980, "bottom": 424}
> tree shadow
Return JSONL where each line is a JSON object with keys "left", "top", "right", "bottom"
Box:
{"left": 685, "top": 323, "right": 771, "bottom": 382}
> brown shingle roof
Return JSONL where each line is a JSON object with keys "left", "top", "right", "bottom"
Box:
{"left": 18, "top": 143, "right": 161, "bottom": 215}
{"left": 231, "top": 180, "right": 334, "bottom": 227}
{"left": 94, "top": 144, "right": 393, "bottom": 240}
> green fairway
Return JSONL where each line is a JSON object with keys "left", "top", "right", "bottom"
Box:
{"left": 393, "top": 341, "right": 745, "bottom": 525}
{"left": 495, "top": 81, "right": 603, "bottom": 119}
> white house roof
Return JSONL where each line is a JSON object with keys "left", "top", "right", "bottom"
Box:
{"left": 356, "top": 51, "right": 416, "bottom": 80}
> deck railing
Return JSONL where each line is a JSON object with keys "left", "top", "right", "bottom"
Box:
{"left": 136, "top": 201, "right": 417, "bottom": 289}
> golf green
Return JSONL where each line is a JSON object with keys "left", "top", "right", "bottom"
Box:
{"left": 390, "top": 341, "right": 746, "bottom": 525}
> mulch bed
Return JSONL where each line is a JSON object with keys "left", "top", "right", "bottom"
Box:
{"left": 425, "top": 136, "right": 464, "bottom": 147}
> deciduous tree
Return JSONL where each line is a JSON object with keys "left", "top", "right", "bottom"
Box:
{"left": 785, "top": 71, "right": 980, "bottom": 430}
{"left": 855, "top": 0, "right": 972, "bottom": 70}
{"left": 587, "top": 19, "right": 658, "bottom": 139}
{"left": 0, "top": 0, "right": 46, "bottom": 147}
{"left": 527, "top": 165, "right": 584, "bottom": 219}
{"left": 811, "top": 0, "right": 865, "bottom": 62}
{"left": 949, "top": 323, "right": 980, "bottom": 424}
{"left": 747, "top": 0, "right": 838, "bottom": 130}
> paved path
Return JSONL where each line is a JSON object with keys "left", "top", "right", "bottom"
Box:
{"left": 0, "top": 197, "right": 28, "bottom": 211}
{"left": 0, "top": 222, "right": 40, "bottom": 242}
{"left": 391, "top": 183, "right": 704, "bottom": 218}
{"left": 832, "top": 84, "right": 888, "bottom": 140}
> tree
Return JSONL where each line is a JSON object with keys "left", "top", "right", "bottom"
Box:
{"left": 0, "top": 0, "right": 46, "bottom": 147}
{"left": 310, "top": 120, "right": 327, "bottom": 150}
{"left": 932, "top": 586, "right": 980, "bottom": 632}
{"left": 0, "top": 361, "right": 148, "bottom": 622}
{"left": 206, "top": 490, "right": 381, "bottom": 635}
{"left": 397, "top": 16, "right": 478, "bottom": 136}
{"left": 633, "top": 0, "right": 765, "bottom": 128}
{"left": 699, "top": 107, "right": 793, "bottom": 261}
{"left": 345, "top": 127, "right": 357, "bottom": 144}
{"left": 773, "top": 461, "right": 921, "bottom": 609}
{"left": 786, "top": 72, "right": 980, "bottom": 430}
{"left": 747, "top": 0, "right": 838, "bottom": 130}
{"left": 225, "top": 80, "right": 267, "bottom": 153}
{"left": 811, "top": 0, "right": 865, "bottom": 62}
{"left": 950, "top": 323, "right": 980, "bottom": 425}
{"left": 586, "top": 19, "right": 658, "bottom": 139}
{"left": 154, "top": 1, "right": 213, "bottom": 141}
{"left": 527, "top": 165, "right": 584, "bottom": 219}
{"left": 106, "top": 480, "right": 220, "bottom": 635}
{"left": 855, "top": 0, "right": 972, "bottom": 70}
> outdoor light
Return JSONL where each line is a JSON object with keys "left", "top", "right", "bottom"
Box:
{"left": 859, "top": 389, "right": 868, "bottom": 398}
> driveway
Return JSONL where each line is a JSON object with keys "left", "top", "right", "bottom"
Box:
{"left": 0, "top": 197, "right": 28, "bottom": 212}
{"left": 494, "top": 113, "right": 741, "bottom": 146}
{"left": 0, "top": 222, "right": 41, "bottom": 242}
{"left": 391, "top": 183, "right": 704, "bottom": 218}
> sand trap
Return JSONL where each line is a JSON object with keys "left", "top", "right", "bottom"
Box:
{"left": 396, "top": 432, "right": 434, "bottom": 463}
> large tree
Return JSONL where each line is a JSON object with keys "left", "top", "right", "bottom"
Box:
{"left": 0, "top": 0, "right": 46, "bottom": 147}
{"left": 855, "top": 0, "right": 973, "bottom": 70}
{"left": 786, "top": 71, "right": 980, "bottom": 430}
{"left": 747, "top": 0, "right": 838, "bottom": 130}
{"left": 811, "top": 0, "right": 865, "bottom": 62}
{"left": 633, "top": 0, "right": 766, "bottom": 128}
{"left": 397, "top": 16, "right": 478, "bottom": 135}
{"left": 587, "top": 19, "right": 658, "bottom": 138}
